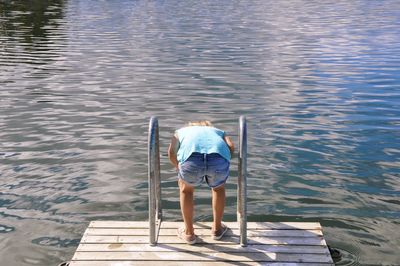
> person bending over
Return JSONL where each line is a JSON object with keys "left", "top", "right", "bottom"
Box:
{"left": 168, "top": 120, "right": 234, "bottom": 244}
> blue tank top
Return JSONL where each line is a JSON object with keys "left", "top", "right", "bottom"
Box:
{"left": 176, "top": 126, "right": 231, "bottom": 163}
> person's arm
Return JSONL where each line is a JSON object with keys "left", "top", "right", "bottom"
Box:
{"left": 223, "top": 135, "right": 235, "bottom": 158}
{"left": 168, "top": 134, "right": 180, "bottom": 170}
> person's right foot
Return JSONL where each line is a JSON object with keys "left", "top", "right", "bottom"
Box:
{"left": 177, "top": 227, "right": 197, "bottom": 244}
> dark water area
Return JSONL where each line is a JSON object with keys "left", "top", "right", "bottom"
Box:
{"left": 1, "top": 0, "right": 400, "bottom": 265}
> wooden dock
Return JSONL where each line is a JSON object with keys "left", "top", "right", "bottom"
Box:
{"left": 69, "top": 221, "right": 333, "bottom": 265}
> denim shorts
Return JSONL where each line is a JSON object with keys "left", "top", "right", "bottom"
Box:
{"left": 178, "top": 153, "right": 230, "bottom": 188}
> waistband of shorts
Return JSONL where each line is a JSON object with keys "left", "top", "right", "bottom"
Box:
{"left": 189, "top": 152, "right": 223, "bottom": 159}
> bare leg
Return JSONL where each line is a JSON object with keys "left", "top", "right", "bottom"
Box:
{"left": 179, "top": 179, "right": 195, "bottom": 235}
{"left": 212, "top": 184, "right": 225, "bottom": 231}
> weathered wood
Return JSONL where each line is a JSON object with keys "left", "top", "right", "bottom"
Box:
{"left": 89, "top": 221, "right": 322, "bottom": 230}
{"left": 81, "top": 235, "right": 326, "bottom": 245}
{"left": 85, "top": 228, "right": 323, "bottom": 237}
{"left": 72, "top": 251, "right": 333, "bottom": 263}
{"left": 76, "top": 243, "right": 330, "bottom": 254}
{"left": 71, "top": 221, "right": 333, "bottom": 265}
{"left": 69, "top": 262, "right": 333, "bottom": 266}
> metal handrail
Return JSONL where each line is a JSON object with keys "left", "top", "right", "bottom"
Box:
{"left": 147, "top": 116, "right": 246, "bottom": 246}
{"left": 238, "top": 116, "right": 248, "bottom": 246}
{"left": 148, "top": 116, "right": 162, "bottom": 246}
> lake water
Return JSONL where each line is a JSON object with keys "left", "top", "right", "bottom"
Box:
{"left": 1, "top": 0, "right": 400, "bottom": 265}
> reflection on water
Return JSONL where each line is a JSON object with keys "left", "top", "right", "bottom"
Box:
{"left": 1, "top": 0, "right": 400, "bottom": 265}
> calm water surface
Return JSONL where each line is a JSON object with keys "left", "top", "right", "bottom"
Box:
{"left": 1, "top": 0, "right": 400, "bottom": 265}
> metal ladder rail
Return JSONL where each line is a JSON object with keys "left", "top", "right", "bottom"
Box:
{"left": 148, "top": 116, "right": 162, "bottom": 246}
{"left": 238, "top": 115, "right": 248, "bottom": 246}
{"left": 148, "top": 116, "right": 247, "bottom": 246}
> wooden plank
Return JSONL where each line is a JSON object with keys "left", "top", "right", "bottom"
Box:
{"left": 71, "top": 251, "right": 333, "bottom": 263}
{"left": 84, "top": 228, "right": 323, "bottom": 237}
{"left": 69, "top": 262, "right": 334, "bottom": 266}
{"left": 89, "top": 221, "right": 322, "bottom": 230}
{"left": 81, "top": 235, "right": 326, "bottom": 245}
{"left": 76, "top": 243, "right": 330, "bottom": 254}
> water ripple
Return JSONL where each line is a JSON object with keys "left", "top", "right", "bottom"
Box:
{"left": 1, "top": 0, "right": 400, "bottom": 265}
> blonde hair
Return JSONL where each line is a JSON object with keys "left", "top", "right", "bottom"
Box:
{"left": 188, "top": 120, "right": 213, "bottom": 127}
